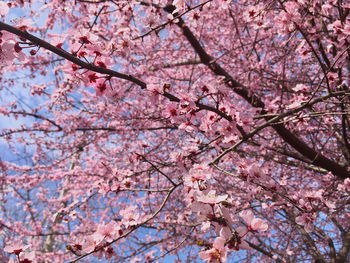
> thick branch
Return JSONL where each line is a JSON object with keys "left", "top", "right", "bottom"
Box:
{"left": 165, "top": 5, "right": 349, "bottom": 180}
{"left": 336, "top": 231, "right": 350, "bottom": 263}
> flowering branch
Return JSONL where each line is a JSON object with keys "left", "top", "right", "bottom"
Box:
{"left": 0, "top": 21, "right": 147, "bottom": 89}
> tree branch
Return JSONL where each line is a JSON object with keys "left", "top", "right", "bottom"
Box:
{"left": 0, "top": 21, "right": 147, "bottom": 89}
{"left": 164, "top": 5, "right": 350, "bottom": 180}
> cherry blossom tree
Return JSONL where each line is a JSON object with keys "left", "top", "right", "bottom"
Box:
{"left": 0, "top": 0, "right": 350, "bottom": 262}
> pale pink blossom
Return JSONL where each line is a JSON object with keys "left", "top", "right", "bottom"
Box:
{"left": 295, "top": 213, "right": 316, "bottom": 233}
{"left": 196, "top": 190, "right": 228, "bottom": 205}
{"left": 19, "top": 251, "right": 35, "bottom": 263}
{"left": 328, "top": 20, "right": 343, "bottom": 34}
{"left": 243, "top": 4, "right": 264, "bottom": 22}
{"left": 178, "top": 121, "right": 195, "bottom": 132}
{"left": 240, "top": 210, "right": 268, "bottom": 232}
{"left": 120, "top": 206, "right": 140, "bottom": 227}
{"left": 172, "top": 0, "right": 185, "bottom": 12}
{"left": 93, "top": 221, "right": 120, "bottom": 243}
{"left": 163, "top": 102, "right": 180, "bottom": 123}
{"left": 0, "top": 2, "right": 9, "bottom": 16}
{"left": 284, "top": 1, "right": 302, "bottom": 22}
{"left": 293, "top": 83, "right": 308, "bottom": 92}
{"left": 4, "top": 241, "right": 29, "bottom": 256}
{"left": 201, "top": 220, "right": 211, "bottom": 232}
{"left": 83, "top": 235, "right": 100, "bottom": 253}
{"left": 322, "top": 4, "right": 333, "bottom": 15}
{"left": 199, "top": 229, "right": 228, "bottom": 263}
{"left": 184, "top": 163, "right": 212, "bottom": 189}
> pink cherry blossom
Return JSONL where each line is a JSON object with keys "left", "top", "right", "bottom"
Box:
{"left": 120, "top": 206, "right": 141, "bottom": 227}
{"left": 92, "top": 221, "right": 120, "bottom": 244}
{"left": 295, "top": 213, "right": 316, "bottom": 233}
{"left": 4, "top": 241, "right": 29, "bottom": 256}
{"left": 240, "top": 210, "right": 268, "bottom": 232}
{"left": 18, "top": 251, "right": 35, "bottom": 263}
{"left": 196, "top": 190, "right": 228, "bottom": 205}
{"left": 0, "top": 1, "right": 349, "bottom": 263}
{"left": 0, "top": 2, "right": 9, "bottom": 16}
{"left": 199, "top": 230, "right": 228, "bottom": 263}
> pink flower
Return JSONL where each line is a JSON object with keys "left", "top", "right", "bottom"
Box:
{"left": 0, "top": 33, "right": 26, "bottom": 65}
{"left": 163, "top": 102, "right": 180, "bottom": 123}
{"left": 4, "top": 241, "right": 29, "bottom": 256}
{"left": 293, "top": 83, "right": 308, "bottom": 92}
{"left": 295, "top": 213, "right": 316, "bottom": 233}
{"left": 240, "top": 210, "right": 268, "bottom": 232}
{"left": 18, "top": 251, "right": 35, "bottom": 263}
{"left": 178, "top": 121, "right": 195, "bottom": 133}
{"left": 131, "top": 257, "right": 142, "bottom": 263}
{"left": 328, "top": 20, "right": 343, "bottom": 34}
{"left": 196, "top": 190, "right": 228, "bottom": 205}
{"left": 93, "top": 221, "right": 120, "bottom": 244}
{"left": 243, "top": 5, "right": 264, "bottom": 22}
{"left": 199, "top": 229, "right": 228, "bottom": 263}
{"left": 172, "top": 0, "right": 186, "bottom": 11}
{"left": 321, "top": 4, "right": 333, "bottom": 16}
{"left": 83, "top": 235, "right": 101, "bottom": 253}
{"left": 0, "top": 2, "right": 9, "bottom": 16}
{"left": 144, "top": 250, "right": 155, "bottom": 261}
{"left": 120, "top": 206, "right": 140, "bottom": 227}
{"left": 184, "top": 163, "right": 212, "bottom": 189}
{"left": 94, "top": 79, "right": 108, "bottom": 96}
